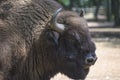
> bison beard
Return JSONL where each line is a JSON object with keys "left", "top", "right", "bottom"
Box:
{"left": 0, "top": 0, "right": 97, "bottom": 80}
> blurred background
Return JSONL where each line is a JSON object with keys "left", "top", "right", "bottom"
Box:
{"left": 56, "top": 0, "right": 120, "bottom": 26}
{"left": 51, "top": 0, "right": 120, "bottom": 80}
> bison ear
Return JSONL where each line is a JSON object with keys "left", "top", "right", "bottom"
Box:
{"left": 80, "top": 9, "right": 85, "bottom": 17}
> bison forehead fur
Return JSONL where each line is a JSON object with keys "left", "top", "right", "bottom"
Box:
{"left": 0, "top": 0, "right": 97, "bottom": 80}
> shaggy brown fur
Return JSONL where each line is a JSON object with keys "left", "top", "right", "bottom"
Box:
{"left": 0, "top": 0, "right": 97, "bottom": 80}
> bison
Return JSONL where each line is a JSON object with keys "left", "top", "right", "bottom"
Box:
{"left": 0, "top": 0, "right": 97, "bottom": 80}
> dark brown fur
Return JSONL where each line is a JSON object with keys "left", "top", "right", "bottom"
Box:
{"left": 0, "top": 0, "right": 97, "bottom": 80}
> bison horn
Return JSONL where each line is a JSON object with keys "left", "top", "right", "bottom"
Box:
{"left": 51, "top": 8, "right": 65, "bottom": 33}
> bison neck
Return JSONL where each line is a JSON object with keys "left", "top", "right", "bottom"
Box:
{"left": 4, "top": 0, "right": 61, "bottom": 80}
{"left": 18, "top": 31, "right": 59, "bottom": 80}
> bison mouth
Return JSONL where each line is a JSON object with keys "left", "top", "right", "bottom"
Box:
{"left": 66, "top": 68, "right": 89, "bottom": 80}
{"left": 60, "top": 62, "right": 90, "bottom": 80}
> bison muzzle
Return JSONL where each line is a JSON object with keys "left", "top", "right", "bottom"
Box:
{"left": 0, "top": 0, "right": 97, "bottom": 80}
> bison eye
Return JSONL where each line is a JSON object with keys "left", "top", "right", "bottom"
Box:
{"left": 65, "top": 55, "right": 76, "bottom": 62}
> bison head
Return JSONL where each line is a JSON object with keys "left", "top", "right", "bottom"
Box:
{"left": 48, "top": 8, "right": 97, "bottom": 79}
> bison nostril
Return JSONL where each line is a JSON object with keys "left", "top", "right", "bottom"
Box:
{"left": 85, "top": 53, "right": 97, "bottom": 65}
{"left": 87, "top": 58, "right": 94, "bottom": 63}
{"left": 85, "top": 57, "right": 95, "bottom": 65}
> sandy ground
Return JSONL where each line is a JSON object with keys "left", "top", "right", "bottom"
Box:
{"left": 51, "top": 39, "right": 120, "bottom": 80}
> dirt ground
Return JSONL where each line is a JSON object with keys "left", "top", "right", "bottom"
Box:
{"left": 51, "top": 38, "right": 120, "bottom": 80}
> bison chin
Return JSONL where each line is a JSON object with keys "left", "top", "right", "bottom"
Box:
{"left": 58, "top": 61, "right": 89, "bottom": 80}
{"left": 62, "top": 67, "right": 89, "bottom": 80}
